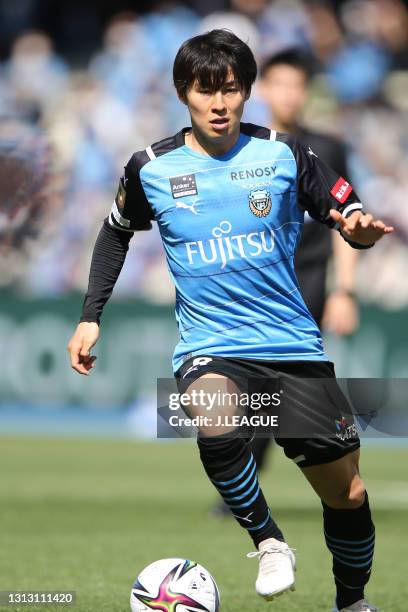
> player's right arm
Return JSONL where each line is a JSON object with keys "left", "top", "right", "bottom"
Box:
{"left": 68, "top": 152, "right": 154, "bottom": 375}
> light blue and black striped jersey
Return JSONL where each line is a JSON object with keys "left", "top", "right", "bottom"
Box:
{"left": 108, "top": 123, "right": 364, "bottom": 372}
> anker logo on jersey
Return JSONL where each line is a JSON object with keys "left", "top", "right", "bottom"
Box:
{"left": 230, "top": 165, "right": 276, "bottom": 181}
{"left": 249, "top": 189, "right": 272, "bottom": 217}
{"left": 170, "top": 174, "right": 197, "bottom": 199}
{"left": 330, "top": 178, "right": 353, "bottom": 204}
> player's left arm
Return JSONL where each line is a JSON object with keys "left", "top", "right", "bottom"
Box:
{"left": 292, "top": 139, "right": 394, "bottom": 247}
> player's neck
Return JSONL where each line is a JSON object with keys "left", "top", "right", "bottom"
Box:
{"left": 185, "top": 127, "right": 241, "bottom": 157}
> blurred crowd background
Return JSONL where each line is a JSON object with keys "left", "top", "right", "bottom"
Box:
{"left": 1, "top": 0, "right": 408, "bottom": 308}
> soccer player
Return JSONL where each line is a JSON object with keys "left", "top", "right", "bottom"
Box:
{"left": 68, "top": 30, "right": 393, "bottom": 612}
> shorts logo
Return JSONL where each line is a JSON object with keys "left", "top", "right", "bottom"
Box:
{"left": 170, "top": 174, "right": 197, "bottom": 199}
{"left": 248, "top": 189, "right": 272, "bottom": 217}
{"left": 330, "top": 178, "right": 353, "bottom": 204}
{"left": 335, "top": 416, "right": 357, "bottom": 441}
{"left": 115, "top": 177, "right": 127, "bottom": 211}
{"left": 183, "top": 357, "right": 213, "bottom": 378}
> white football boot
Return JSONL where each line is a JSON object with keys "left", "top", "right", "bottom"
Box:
{"left": 332, "top": 599, "right": 379, "bottom": 611}
{"left": 247, "top": 537, "right": 296, "bottom": 601}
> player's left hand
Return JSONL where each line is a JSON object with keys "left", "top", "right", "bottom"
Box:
{"left": 329, "top": 209, "right": 394, "bottom": 245}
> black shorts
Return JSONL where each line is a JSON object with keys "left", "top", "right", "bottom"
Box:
{"left": 175, "top": 355, "right": 360, "bottom": 468}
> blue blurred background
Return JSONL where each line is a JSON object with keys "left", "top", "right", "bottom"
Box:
{"left": 1, "top": 0, "right": 408, "bottom": 438}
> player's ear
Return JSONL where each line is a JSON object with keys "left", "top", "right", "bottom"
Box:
{"left": 243, "top": 88, "right": 251, "bottom": 102}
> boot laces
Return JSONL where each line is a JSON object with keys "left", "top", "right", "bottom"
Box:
{"left": 247, "top": 544, "right": 296, "bottom": 574}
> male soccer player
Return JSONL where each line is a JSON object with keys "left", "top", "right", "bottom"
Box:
{"left": 68, "top": 30, "right": 393, "bottom": 612}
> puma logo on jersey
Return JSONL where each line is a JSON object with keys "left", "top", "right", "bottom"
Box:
{"left": 307, "top": 146, "right": 318, "bottom": 158}
{"left": 176, "top": 198, "right": 200, "bottom": 215}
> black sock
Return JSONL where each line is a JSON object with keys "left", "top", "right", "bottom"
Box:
{"left": 322, "top": 493, "right": 375, "bottom": 610}
{"left": 251, "top": 435, "right": 272, "bottom": 472}
{"left": 198, "top": 434, "right": 283, "bottom": 547}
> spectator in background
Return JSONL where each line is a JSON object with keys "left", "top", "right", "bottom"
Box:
{"left": 0, "top": 118, "right": 59, "bottom": 286}
{"left": 89, "top": 13, "right": 160, "bottom": 110}
{"left": 4, "top": 31, "right": 69, "bottom": 120}
{"left": 307, "top": 0, "right": 408, "bottom": 104}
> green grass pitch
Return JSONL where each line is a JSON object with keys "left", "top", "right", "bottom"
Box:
{"left": 1, "top": 437, "right": 407, "bottom": 611}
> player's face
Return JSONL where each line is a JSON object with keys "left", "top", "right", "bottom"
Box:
{"left": 183, "top": 72, "right": 248, "bottom": 153}
{"left": 260, "top": 64, "right": 307, "bottom": 127}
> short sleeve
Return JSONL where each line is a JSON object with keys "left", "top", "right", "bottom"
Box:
{"left": 108, "top": 152, "right": 155, "bottom": 233}
{"left": 293, "top": 139, "right": 363, "bottom": 227}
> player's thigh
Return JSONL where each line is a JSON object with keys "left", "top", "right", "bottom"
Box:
{"left": 300, "top": 448, "right": 366, "bottom": 508}
{"left": 185, "top": 373, "right": 244, "bottom": 437}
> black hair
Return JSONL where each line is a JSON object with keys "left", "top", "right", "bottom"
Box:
{"left": 173, "top": 29, "right": 257, "bottom": 99}
{"left": 260, "top": 48, "right": 314, "bottom": 81}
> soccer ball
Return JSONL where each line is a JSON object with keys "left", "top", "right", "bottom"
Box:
{"left": 130, "top": 558, "right": 220, "bottom": 611}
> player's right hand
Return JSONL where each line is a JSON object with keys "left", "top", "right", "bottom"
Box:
{"left": 67, "top": 322, "right": 99, "bottom": 376}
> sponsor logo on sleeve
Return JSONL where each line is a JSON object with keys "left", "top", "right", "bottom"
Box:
{"left": 115, "top": 177, "right": 127, "bottom": 211}
{"left": 330, "top": 178, "right": 353, "bottom": 204}
{"left": 169, "top": 174, "right": 198, "bottom": 199}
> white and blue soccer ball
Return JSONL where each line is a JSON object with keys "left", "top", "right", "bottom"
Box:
{"left": 130, "top": 558, "right": 220, "bottom": 611}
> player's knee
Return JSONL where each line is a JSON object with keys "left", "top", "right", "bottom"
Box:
{"left": 347, "top": 477, "right": 366, "bottom": 507}
{"left": 323, "top": 476, "right": 366, "bottom": 509}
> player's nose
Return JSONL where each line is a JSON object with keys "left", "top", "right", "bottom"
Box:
{"left": 211, "top": 91, "right": 227, "bottom": 111}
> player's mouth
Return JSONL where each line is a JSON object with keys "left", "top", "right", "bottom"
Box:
{"left": 210, "top": 118, "right": 230, "bottom": 131}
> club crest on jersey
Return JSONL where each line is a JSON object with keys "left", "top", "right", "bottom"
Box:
{"left": 248, "top": 189, "right": 272, "bottom": 218}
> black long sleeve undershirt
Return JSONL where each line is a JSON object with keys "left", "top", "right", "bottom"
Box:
{"left": 80, "top": 218, "right": 132, "bottom": 324}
